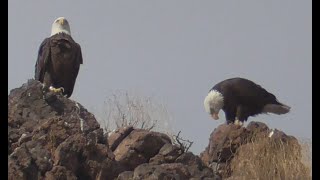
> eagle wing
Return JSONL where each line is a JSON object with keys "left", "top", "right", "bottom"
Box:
{"left": 70, "top": 42, "right": 83, "bottom": 82}
{"left": 64, "top": 42, "right": 83, "bottom": 97}
{"left": 76, "top": 42, "right": 83, "bottom": 65}
{"left": 35, "top": 38, "right": 51, "bottom": 81}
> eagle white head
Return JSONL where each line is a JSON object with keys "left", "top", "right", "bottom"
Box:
{"left": 204, "top": 89, "right": 224, "bottom": 120}
{"left": 51, "top": 17, "right": 71, "bottom": 36}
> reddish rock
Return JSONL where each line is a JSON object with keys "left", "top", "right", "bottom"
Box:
{"left": 200, "top": 123, "right": 250, "bottom": 166}
{"left": 108, "top": 126, "right": 134, "bottom": 151}
{"left": 113, "top": 129, "right": 171, "bottom": 170}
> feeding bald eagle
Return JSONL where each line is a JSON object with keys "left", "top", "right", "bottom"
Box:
{"left": 204, "top": 77, "right": 290, "bottom": 125}
{"left": 35, "top": 17, "right": 83, "bottom": 98}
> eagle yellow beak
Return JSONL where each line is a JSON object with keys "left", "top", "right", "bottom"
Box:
{"left": 211, "top": 113, "right": 219, "bottom": 120}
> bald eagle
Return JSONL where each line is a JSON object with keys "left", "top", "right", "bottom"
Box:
{"left": 35, "top": 17, "right": 83, "bottom": 98}
{"left": 204, "top": 77, "right": 290, "bottom": 125}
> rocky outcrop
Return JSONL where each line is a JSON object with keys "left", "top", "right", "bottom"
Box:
{"left": 8, "top": 80, "right": 309, "bottom": 179}
{"left": 200, "top": 122, "right": 307, "bottom": 179}
{"left": 8, "top": 80, "right": 123, "bottom": 180}
{"left": 8, "top": 80, "right": 221, "bottom": 180}
{"left": 112, "top": 134, "right": 216, "bottom": 179}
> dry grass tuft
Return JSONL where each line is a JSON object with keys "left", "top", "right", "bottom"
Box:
{"left": 299, "top": 138, "right": 312, "bottom": 176}
{"left": 229, "top": 134, "right": 311, "bottom": 180}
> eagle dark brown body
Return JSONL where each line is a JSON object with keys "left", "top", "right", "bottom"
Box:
{"left": 35, "top": 33, "right": 83, "bottom": 98}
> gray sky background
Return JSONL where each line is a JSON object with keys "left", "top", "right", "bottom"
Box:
{"left": 8, "top": 0, "right": 312, "bottom": 154}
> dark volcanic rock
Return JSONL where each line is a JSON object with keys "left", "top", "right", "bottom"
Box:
{"left": 130, "top": 162, "right": 221, "bottom": 180}
{"left": 133, "top": 163, "right": 190, "bottom": 180}
{"left": 8, "top": 80, "right": 122, "bottom": 180}
{"left": 45, "top": 166, "right": 77, "bottom": 180}
{"left": 8, "top": 145, "right": 42, "bottom": 180}
{"left": 116, "top": 171, "right": 134, "bottom": 180}
{"left": 175, "top": 152, "right": 217, "bottom": 179}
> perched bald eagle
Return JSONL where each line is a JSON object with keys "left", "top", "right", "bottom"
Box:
{"left": 204, "top": 77, "right": 290, "bottom": 125}
{"left": 35, "top": 17, "right": 83, "bottom": 98}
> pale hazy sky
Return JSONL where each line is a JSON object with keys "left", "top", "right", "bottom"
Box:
{"left": 8, "top": 1, "right": 311, "bottom": 154}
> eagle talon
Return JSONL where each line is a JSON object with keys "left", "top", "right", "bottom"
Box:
{"left": 58, "top": 87, "right": 65, "bottom": 93}
{"left": 234, "top": 119, "right": 243, "bottom": 126}
{"left": 49, "top": 86, "right": 64, "bottom": 94}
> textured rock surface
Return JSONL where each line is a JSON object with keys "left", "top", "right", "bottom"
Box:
{"left": 200, "top": 123, "right": 250, "bottom": 165}
{"left": 8, "top": 80, "right": 221, "bottom": 179}
{"left": 112, "top": 129, "right": 171, "bottom": 170}
{"left": 108, "top": 126, "right": 134, "bottom": 151}
{"left": 9, "top": 80, "right": 307, "bottom": 179}
{"left": 200, "top": 121, "right": 304, "bottom": 178}
{"left": 8, "top": 80, "right": 122, "bottom": 180}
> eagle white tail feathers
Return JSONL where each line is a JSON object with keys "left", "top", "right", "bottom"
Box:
{"left": 262, "top": 104, "right": 291, "bottom": 115}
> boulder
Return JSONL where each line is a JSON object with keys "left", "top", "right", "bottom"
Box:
{"left": 112, "top": 129, "right": 171, "bottom": 170}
